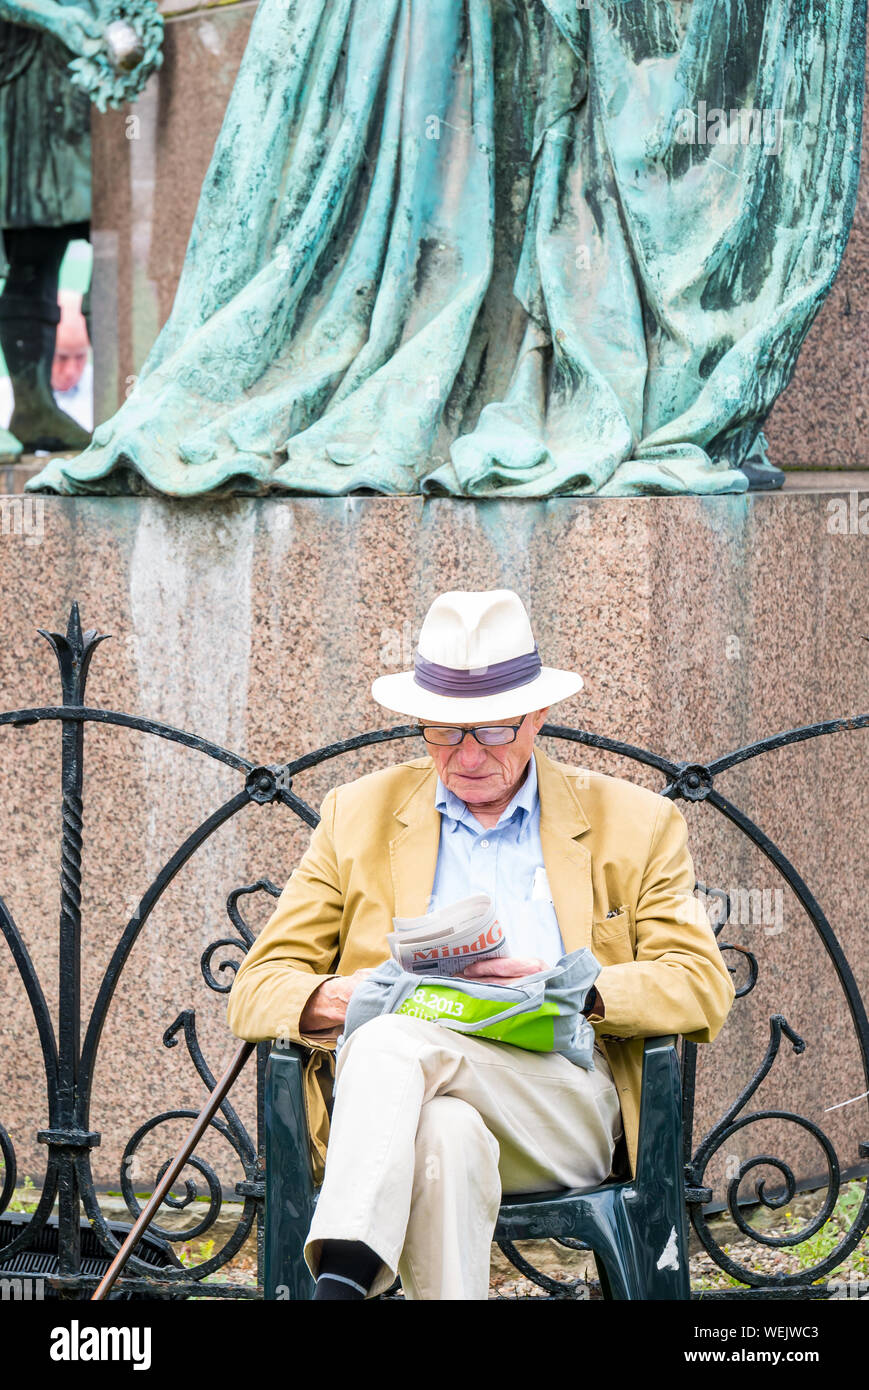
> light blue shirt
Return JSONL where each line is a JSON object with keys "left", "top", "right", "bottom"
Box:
{"left": 428, "top": 753, "right": 566, "bottom": 967}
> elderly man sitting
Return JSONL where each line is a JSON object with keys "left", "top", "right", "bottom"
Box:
{"left": 227, "top": 589, "right": 734, "bottom": 1300}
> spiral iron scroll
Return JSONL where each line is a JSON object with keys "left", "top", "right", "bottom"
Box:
{"left": 681, "top": 911, "right": 869, "bottom": 1288}
{"left": 78, "top": 884, "right": 280, "bottom": 1290}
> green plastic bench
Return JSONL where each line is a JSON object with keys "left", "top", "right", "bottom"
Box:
{"left": 263, "top": 1031, "right": 689, "bottom": 1300}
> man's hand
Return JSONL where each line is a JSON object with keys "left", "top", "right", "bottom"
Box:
{"left": 457, "top": 956, "right": 549, "bottom": 987}
{"left": 299, "top": 968, "right": 374, "bottom": 1034}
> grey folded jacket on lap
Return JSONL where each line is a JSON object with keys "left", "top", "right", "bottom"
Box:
{"left": 337, "top": 947, "right": 602, "bottom": 1072}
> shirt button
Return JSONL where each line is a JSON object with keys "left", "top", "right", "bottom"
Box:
{"left": 480, "top": 839, "right": 490, "bottom": 848}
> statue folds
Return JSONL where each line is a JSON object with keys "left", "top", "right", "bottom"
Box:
{"left": 28, "top": 0, "right": 865, "bottom": 498}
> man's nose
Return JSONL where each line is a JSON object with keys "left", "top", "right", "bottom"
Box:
{"left": 454, "top": 732, "right": 485, "bottom": 767}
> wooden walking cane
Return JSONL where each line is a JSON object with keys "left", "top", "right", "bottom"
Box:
{"left": 91, "top": 1040, "right": 255, "bottom": 1301}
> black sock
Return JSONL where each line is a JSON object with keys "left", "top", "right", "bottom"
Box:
{"left": 313, "top": 1274, "right": 366, "bottom": 1300}
{"left": 313, "top": 1239, "right": 382, "bottom": 1301}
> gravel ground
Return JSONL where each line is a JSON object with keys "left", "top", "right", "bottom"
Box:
{"left": 9, "top": 1177, "right": 866, "bottom": 1300}
{"left": 204, "top": 1178, "right": 869, "bottom": 1299}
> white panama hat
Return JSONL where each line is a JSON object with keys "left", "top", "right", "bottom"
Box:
{"left": 371, "top": 589, "right": 583, "bottom": 723}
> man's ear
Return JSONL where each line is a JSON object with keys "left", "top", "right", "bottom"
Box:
{"left": 532, "top": 706, "right": 550, "bottom": 733}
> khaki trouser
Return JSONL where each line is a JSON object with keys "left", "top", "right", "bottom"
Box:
{"left": 304, "top": 1013, "right": 624, "bottom": 1300}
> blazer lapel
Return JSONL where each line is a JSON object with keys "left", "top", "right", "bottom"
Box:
{"left": 389, "top": 760, "right": 442, "bottom": 919}
{"left": 535, "top": 745, "right": 594, "bottom": 953}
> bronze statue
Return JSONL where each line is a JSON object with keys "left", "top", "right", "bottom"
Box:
{"left": 25, "top": 0, "right": 866, "bottom": 497}
{"left": 0, "top": 0, "right": 161, "bottom": 459}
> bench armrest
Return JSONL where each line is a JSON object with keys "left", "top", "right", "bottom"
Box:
{"left": 634, "top": 1034, "right": 683, "bottom": 1193}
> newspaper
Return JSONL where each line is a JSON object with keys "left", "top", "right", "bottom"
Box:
{"left": 388, "top": 893, "right": 506, "bottom": 977}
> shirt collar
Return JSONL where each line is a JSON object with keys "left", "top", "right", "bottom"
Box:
{"left": 434, "top": 751, "right": 539, "bottom": 833}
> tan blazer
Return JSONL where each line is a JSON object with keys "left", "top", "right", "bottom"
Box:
{"left": 227, "top": 745, "right": 735, "bottom": 1182}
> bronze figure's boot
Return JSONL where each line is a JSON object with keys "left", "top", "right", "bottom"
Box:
{"left": 0, "top": 296, "right": 92, "bottom": 453}
{"left": 738, "top": 430, "right": 786, "bottom": 492}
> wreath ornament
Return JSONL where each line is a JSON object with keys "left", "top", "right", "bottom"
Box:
{"left": 68, "top": 0, "right": 163, "bottom": 111}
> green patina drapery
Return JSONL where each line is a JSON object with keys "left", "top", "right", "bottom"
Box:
{"left": 0, "top": 26, "right": 91, "bottom": 234}
{"left": 29, "top": 0, "right": 866, "bottom": 498}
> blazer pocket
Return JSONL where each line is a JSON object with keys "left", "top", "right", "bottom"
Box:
{"left": 591, "top": 906, "right": 635, "bottom": 965}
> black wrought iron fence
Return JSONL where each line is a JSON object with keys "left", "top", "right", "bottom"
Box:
{"left": 0, "top": 603, "right": 867, "bottom": 1299}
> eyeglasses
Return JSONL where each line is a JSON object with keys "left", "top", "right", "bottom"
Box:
{"left": 418, "top": 718, "right": 526, "bottom": 747}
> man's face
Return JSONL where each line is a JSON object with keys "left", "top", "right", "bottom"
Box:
{"left": 51, "top": 311, "right": 90, "bottom": 394}
{"left": 425, "top": 707, "right": 549, "bottom": 806}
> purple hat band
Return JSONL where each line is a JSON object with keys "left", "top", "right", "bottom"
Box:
{"left": 413, "top": 644, "right": 542, "bottom": 698}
